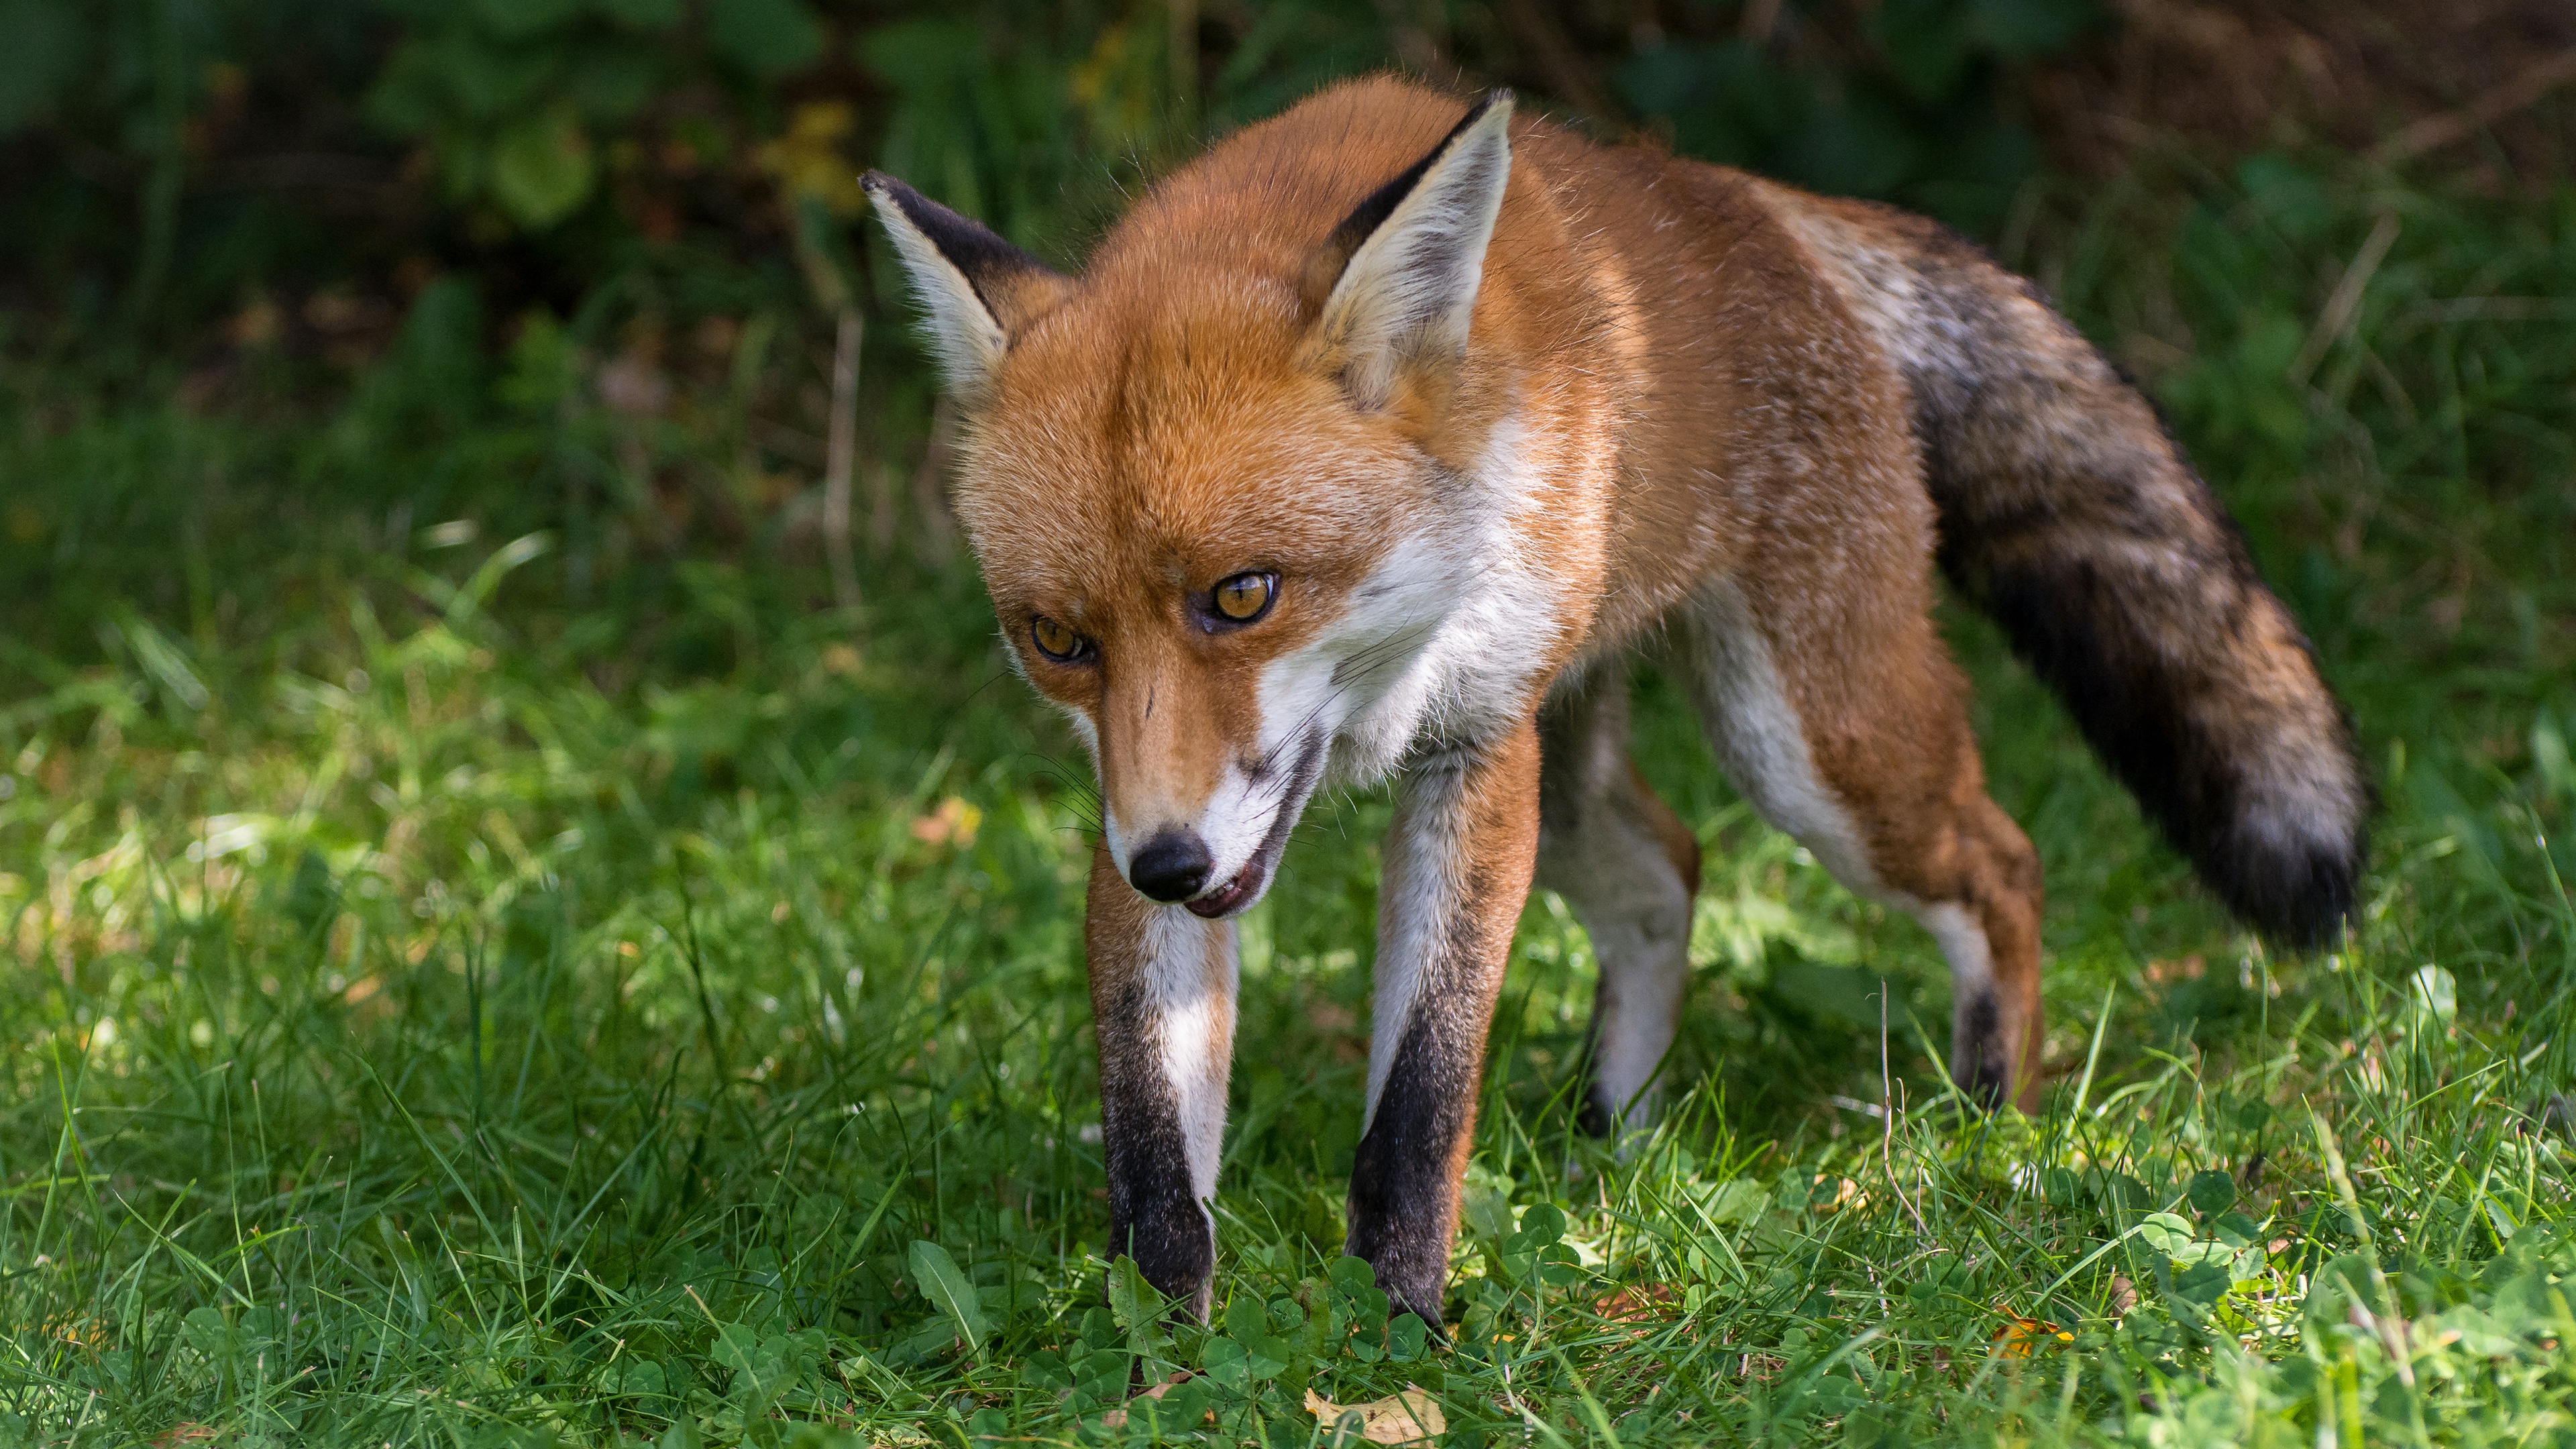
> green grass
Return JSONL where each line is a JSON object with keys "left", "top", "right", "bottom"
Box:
{"left": 5, "top": 150, "right": 2576, "bottom": 1448}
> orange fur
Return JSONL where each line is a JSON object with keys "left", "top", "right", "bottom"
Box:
{"left": 867, "top": 74, "right": 2365, "bottom": 1320}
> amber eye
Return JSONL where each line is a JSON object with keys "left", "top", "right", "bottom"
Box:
{"left": 1030, "top": 615, "right": 1088, "bottom": 662}
{"left": 1212, "top": 572, "right": 1277, "bottom": 624}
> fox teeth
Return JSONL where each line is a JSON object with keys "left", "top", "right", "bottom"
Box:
{"left": 1185, "top": 859, "right": 1262, "bottom": 918}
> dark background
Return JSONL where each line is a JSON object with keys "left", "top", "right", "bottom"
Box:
{"left": 6, "top": 0, "right": 2573, "bottom": 664}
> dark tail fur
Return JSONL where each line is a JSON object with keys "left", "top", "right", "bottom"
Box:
{"left": 1801, "top": 201, "right": 2369, "bottom": 947}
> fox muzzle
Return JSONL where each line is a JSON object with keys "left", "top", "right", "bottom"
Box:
{"left": 1126, "top": 830, "right": 1214, "bottom": 902}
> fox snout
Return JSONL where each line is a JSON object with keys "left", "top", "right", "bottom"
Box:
{"left": 1126, "top": 831, "right": 1214, "bottom": 902}
{"left": 1106, "top": 763, "right": 1285, "bottom": 920}
{"left": 1102, "top": 719, "right": 1330, "bottom": 920}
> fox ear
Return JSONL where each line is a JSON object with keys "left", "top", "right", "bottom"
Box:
{"left": 1302, "top": 91, "right": 1515, "bottom": 409}
{"left": 863, "top": 172, "right": 1069, "bottom": 403}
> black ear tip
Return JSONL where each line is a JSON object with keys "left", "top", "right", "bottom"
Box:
{"left": 863, "top": 172, "right": 945, "bottom": 227}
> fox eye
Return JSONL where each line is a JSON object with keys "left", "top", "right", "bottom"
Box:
{"left": 1030, "top": 615, "right": 1090, "bottom": 663}
{"left": 1212, "top": 572, "right": 1277, "bottom": 624}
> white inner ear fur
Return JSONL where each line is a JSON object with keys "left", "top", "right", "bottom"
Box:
{"left": 1316, "top": 98, "right": 1515, "bottom": 409}
{"left": 867, "top": 184, "right": 1010, "bottom": 402}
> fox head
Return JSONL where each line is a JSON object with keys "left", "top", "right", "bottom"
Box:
{"left": 869, "top": 87, "right": 1578, "bottom": 917}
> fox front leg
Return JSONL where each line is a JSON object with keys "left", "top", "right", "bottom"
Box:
{"left": 1085, "top": 842, "right": 1238, "bottom": 1321}
{"left": 1346, "top": 718, "right": 1542, "bottom": 1326}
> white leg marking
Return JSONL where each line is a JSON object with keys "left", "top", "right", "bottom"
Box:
{"left": 1559, "top": 843, "right": 1692, "bottom": 1127}
{"left": 1910, "top": 901, "right": 1994, "bottom": 1000}
{"left": 1535, "top": 692, "right": 1695, "bottom": 1132}
{"left": 1686, "top": 581, "right": 1880, "bottom": 893}
{"left": 1362, "top": 752, "right": 1473, "bottom": 1132}
{"left": 1141, "top": 906, "right": 1238, "bottom": 1212}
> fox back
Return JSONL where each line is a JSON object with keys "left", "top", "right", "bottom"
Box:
{"left": 867, "top": 77, "right": 2364, "bottom": 1324}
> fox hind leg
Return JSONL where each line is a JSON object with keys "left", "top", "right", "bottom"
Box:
{"left": 1892, "top": 790, "right": 2045, "bottom": 1109}
{"left": 1535, "top": 672, "right": 1703, "bottom": 1136}
{"left": 1682, "top": 580, "right": 2047, "bottom": 1110}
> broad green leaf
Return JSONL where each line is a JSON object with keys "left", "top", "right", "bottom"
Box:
{"left": 1201, "top": 1334, "right": 1250, "bottom": 1389}
{"left": 2485, "top": 1197, "right": 2521, "bottom": 1241}
{"left": 908, "top": 1239, "right": 985, "bottom": 1351}
{"left": 1223, "top": 1293, "right": 1265, "bottom": 1342}
{"left": 2186, "top": 1169, "right": 2239, "bottom": 1218}
{"left": 1243, "top": 1331, "right": 1291, "bottom": 1379}
{"left": 1328, "top": 1255, "right": 1378, "bottom": 1295}
{"left": 180, "top": 1307, "right": 231, "bottom": 1361}
{"left": 1706, "top": 1179, "right": 1770, "bottom": 1224}
{"left": 1075, "top": 1347, "right": 1131, "bottom": 1392}
{"left": 2169, "top": 1258, "right": 2233, "bottom": 1308}
{"left": 284, "top": 849, "right": 337, "bottom": 934}
{"left": 439, "top": 31, "right": 561, "bottom": 119}
{"left": 1105, "top": 1253, "right": 1164, "bottom": 1355}
{"left": 568, "top": 43, "right": 663, "bottom": 121}
{"left": 489, "top": 109, "right": 595, "bottom": 229}
{"left": 2170, "top": 1240, "right": 2234, "bottom": 1268}
{"left": 1519, "top": 1203, "right": 1568, "bottom": 1246}
{"left": 596, "top": 1357, "right": 665, "bottom": 1397}
{"left": 1387, "top": 1312, "right": 1428, "bottom": 1362}
{"left": 2137, "top": 1212, "right": 2198, "bottom": 1258}
{"left": 2534, "top": 714, "right": 2575, "bottom": 796}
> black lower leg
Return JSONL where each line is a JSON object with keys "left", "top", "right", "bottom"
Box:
{"left": 1345, "top": 1014, "right": 1478, "bottom": 1326}
{"left": 1101, "top": 1083, "right": 1212, "bottom": 1319}
{"left": 1953, "top": 988, "right": 2010, "bottom": 1110}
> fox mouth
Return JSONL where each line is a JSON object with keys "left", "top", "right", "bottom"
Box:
{"left": 1185, "top": 849, "right": 1273, "bottom": 918}
{"left": 1182, "top": 730, "right": 1326, "bottom": 920}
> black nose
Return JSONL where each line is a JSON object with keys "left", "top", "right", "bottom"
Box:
{"left": 1128, "top": 831, "right": 1212, "bottom": 902}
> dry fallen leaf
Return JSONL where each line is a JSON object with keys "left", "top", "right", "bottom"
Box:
{"left": 1101, "top": 1373, "right": 1205, "bottom": 1431}
{"left": 2143, "top": 954, "right": 2207, "bottom": 986}
{"left": 1594, "top": 1283, "right": 1678, "bottom": 1324}
{"left": 1305, "top": 1385, "right": 1447, "bottom": 1444}
{"left": 1809, "top": 1175, "right": 1866, "bottom": 1213}
{"left": 1990, "top": 1309, "right": 2076, "bottom": 1357}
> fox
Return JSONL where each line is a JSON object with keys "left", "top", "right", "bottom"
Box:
{"left": 861, "top": 77, "right": 2367, "bottom": 1327}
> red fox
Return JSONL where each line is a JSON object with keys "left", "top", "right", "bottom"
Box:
{"left": 864, "top": 78, "right": 2365, "bottom": 1326}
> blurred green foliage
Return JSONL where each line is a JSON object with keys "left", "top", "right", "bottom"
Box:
{"left": 0, "top": 0, "right": 2100, "bottom": 343}
{"left": 0, "top": 0, "right": 2103, "bottom": 687}
{"left": 1621, "top": 0, "right": 2098, "bottom": 229}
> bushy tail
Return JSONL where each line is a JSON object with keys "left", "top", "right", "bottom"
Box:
{"left": 1792, "top": 197, "right": 2369, "bottom": 947}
